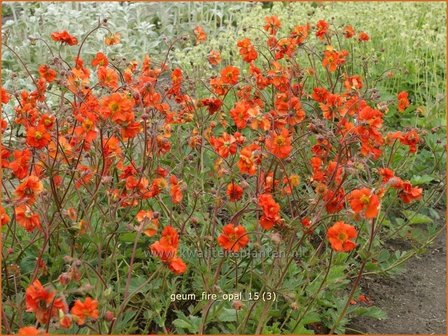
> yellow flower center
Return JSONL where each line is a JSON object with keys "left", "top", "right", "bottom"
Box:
{"left": 275, "top": 136, "right": 285, "bottom": 146}
{"left": 360, "top": 194, "right": 370, "bottom": 205}
{"left": 338, "top": 232, "right": 347, "bottom": 241}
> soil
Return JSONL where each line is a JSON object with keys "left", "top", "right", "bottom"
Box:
{"left": 349, "top": 229, "right": 446, "bottom": 334}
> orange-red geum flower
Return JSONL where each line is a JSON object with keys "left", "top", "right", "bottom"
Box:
{"left": 38, "top": 65, "right": 57, "bottom": 82}
{"left": 97, "top": 66, "right": 119, "bottom": 90}
{"left": 26, "top": 280, "right": 67, "bottom": 324}
{"left": 322, "top": 47, "right": 348, "bottom": 72}
{"left": 104, "top": 32, "right": 121, "bottom": 45}
{"left": 343, "top": 25, "right": 355, "bottom": 38}
{"left": 26, "top": 125, "right": 51, "bottom": 149}
{"left": 344, "top": 75, "right": 363, "bottom": 91}
{"left": 327, "top": 221, "right": 357, "bottom": 252}
{"left": 50, "top": 31, "right": 78, "bottom": 45}
{"left": 358, "top": 32, "right": 370, "bottom": 42}
{"left": 15, "top": 175, "right": 43, "bottom": 204}
{"left": 70, "top": 297, "right": 99, "bottom": 325}
{"left": 348, "top": 188, "right": 380, "bottom": 219}
{"left": 91, "top": 52, "right": 109, "bottom": 67}
{"left": 9, "top": 148, "right": 32, "bottom": 179}
{"left": 230, "top": 101, "right": 250, "bottom": 129}
{"left": 200, "top": 97, "right": 222, "bottom": 114}
{"left": 0, "top": 206, "right": 10, "bottom": 226}
{"left": 258, "top": 193, "right": 281, "bottom": 230}
{"left": 237, "top": 38, "right": 258, "bottom": 63}
{"left": 18, "top": 326, "right": 47, "bottom": 336}
{"left": 169, "top": 175, "right": 183, "bottom": 204}
{"left": 1, "top": 87, "right": 10, "bottom": 104}
{"left": 290, "top": 23, "right": 310, "bottom": 45}
{"left": 398, "top": 181, "right": 423, "bottom": 204}
{"left": 263, "top": 15, "right": 281, "bottom": 35}
{"left": 208, "top": 50, "right": 221, "bottom": 66}
{"left": 218, "top": 223, "right": 249, "bottom": 252}
{"left": 168, "top": 257, "right": 187, "bottom": 275}
{"left": 237, "top": 144, "right": 260, "bottom": 176}
{"left": 210, "top": 132, "right": 237, "bottom": 158}
{"left": 100, "top": 92, "right": 135, "bottom": 122}
{"left": 315, "top": 20, "right": 329, "bottom": 40}
{"left": 15, "top": 205, "right": 41, "bottom": 232}
{"left": 136, "top": 210, "right": 159, "bottom": 237}
{"left": 221, "top": 65, "right": 240, "bottom": 85}
{"left": 265, "top": 128, "right": 292, "bottom": 159}
{"left": 397, "top": 91, "right": 410, "bottom": 112}
{"left": 194, "top": 25, "right": 207, "bottom": 44}
{"left": 399, "top": 129, "right": 420, "bottom": 153}
{"left": 226, "top": 182, "right": 244, "bottom": 201}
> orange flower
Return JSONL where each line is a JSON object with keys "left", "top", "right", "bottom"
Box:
{"left": 97, "top": 66, "right": 119, "bottom": 90}
{"left": 105, "top": 32, "right": 121, "bottom": 45}
{"left": 226, "top": 182, "right": 243, "bottom": 201}
{"left": 150, "top": 226, "right": 187, "bottom": 274}
{"left": 358, "top": 32, "right": 370, "bottom": 42}
{"left": 263, "top": 16, "right": 281, "bottom": 35}
{"left": 210, "top": 132, "right": 237, "bottom": 158}
{"left": 217, "top": 223, "right": 249, "bottom": 252}
{"left": 208, "top": 50, "right": 221, "bottom": 65}
{"left": 170, "top": 175, "right": 183, "bottom": 204}
{"left": 100, "top": 92, "right": 135, "bottom": 122}
{"left": 379, "top": 168, "right": 395, "bottom": 183}
{"left": 322, "top": 48, "right": 348, "bottom": 72}
{"left": 91, "top": 52, "right": 109, "bottom": 67}
{"left": 136, "top": 210, "right": 159, "bottom": 237}
{"left": 194, "top": 26, "right": 207, "bottom": 44}
{"left": 168, "top": 257, "right": 187, "bottom": 275}
{"left": 221, "top": 65, "right": 240, "bottom": 85}
{"left": 18, "top": 326, "right": 47, "bottom": 336}
{"left": 150, "top": 241, "right": 177, "bottom": 262}
{"left": 9, "top": 148, "right": 32, "bottom": 179}
{"left": 343, "top": 25, "right": 355, "bottom": 38}
{"left": 323, "top": 188, "right": 345, "bottom": 214}
{"left": 327, "top": 221, "right": 357, "bottom": 252}
{"left": 1, "top": 87, "right": 10, "bottom": 104}
{"left": 237, "top": 144, "right": 260, "bottom": 175}
{"left": 50, "top": 31, "right": 78, "bottom": 45}
{"left": 397, "top": 91, "right": 410, "bottom": 112}
{"left": 230, "top": 101, "right": 250, "bottom": 129}
{"left": 258, "top": 193, "right": 281, "bottom": 230}
{"left": 26, "top": 125, "right": 51, "bottom": 149}
{"left": 15, "top": 175, "right": 43, "bottom": 204}
{"left": 290, "top": 23, "right": 310, "bottom": 44}
{"left": 315, "top": 20, "right": 329, "bottom": 40}
{"left": 70, "top": 297, "right": 99, "bottom": 325}
{"left": 59, "top": 315, "right": 73, "bottom": 329}
{"left": 200, "top": 97, "right": 222, "bottom": 114}
{"left": 348, "top": 188, "right": 380, "bottom": 219}
{"left": 15, "top": 205, "right": 41, "bottom": 232}
{"left": 344, "top": 75, "right": 363, "bottom": 91}
{"left": 0, "top": 206, "right": 10, "bottom": 226}
{"left": 265, "top": 128, "right": 292, "bottom": 159}
{"left": 38, "top": 65, "right": 56, "bottom": 82}
{"left": 237, "top": 38, "right": 258, "bottom": 63}
{"left": 398, "top": 181, "right": 423, "bottom": 204}
{"left": 26, "top": 280, "right": 67, "bottom": 324}
{"left": 397, "top": 129, "right": 419, "bottom": 153}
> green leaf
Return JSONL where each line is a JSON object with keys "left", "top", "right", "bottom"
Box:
{"left": 403, "top": 210, "right": 433, "bottom": 225}
{"left": 351, "top": 306, "right": 387, "bottom": 320}
{"left": 410, "top": 175, "right": 434, "bottom": 185}
{"left": 218, "top": 308, "right": 237, "bottom": 322}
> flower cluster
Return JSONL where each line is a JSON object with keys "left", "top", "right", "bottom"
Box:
{"left": 1, "top": 14, "right": 428, "bottom": 334}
